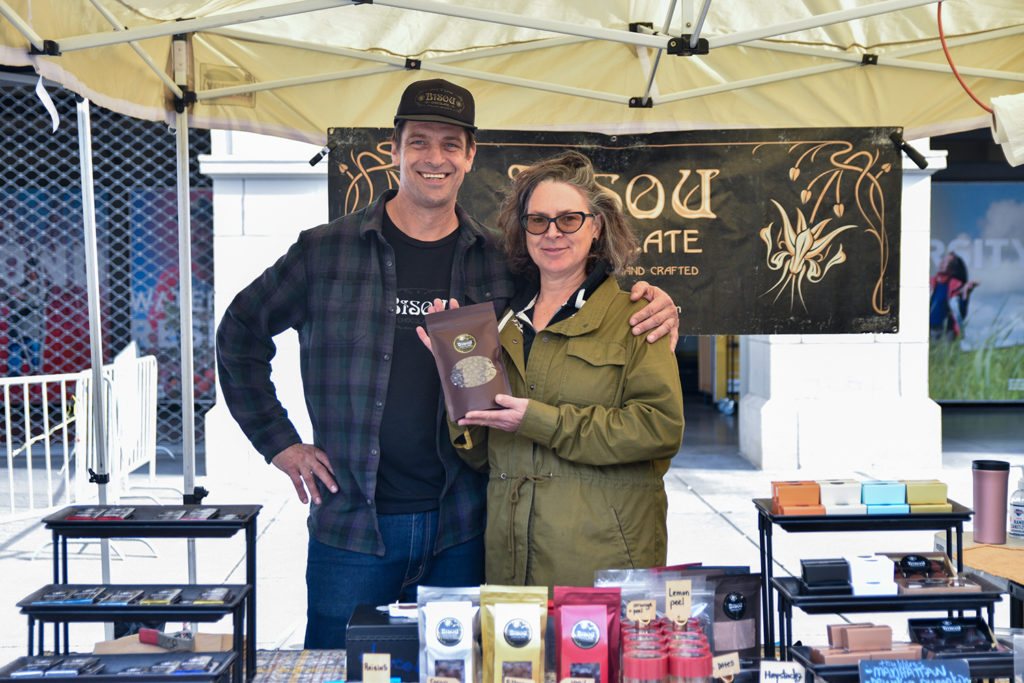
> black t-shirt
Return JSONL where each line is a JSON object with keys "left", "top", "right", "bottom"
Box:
{"left": 375, "top": 211, "right": 458, "bottom": 513}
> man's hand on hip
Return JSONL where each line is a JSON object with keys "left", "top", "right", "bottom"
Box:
{"left": 272, "top": 443, "right": 338, "bottom": 505}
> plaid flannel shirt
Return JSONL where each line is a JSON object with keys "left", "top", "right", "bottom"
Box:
{"left": 216, "top": 190, "right": 516, "bottom": 555}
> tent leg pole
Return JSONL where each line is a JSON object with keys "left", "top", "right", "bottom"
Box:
{"left": 76, "top": 96, "right": 113, "bottom": 638}
{"left": 175, "top": 110, "right": 199, "bottom": 585}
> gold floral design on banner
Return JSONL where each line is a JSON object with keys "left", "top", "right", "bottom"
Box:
{"left": 337, "top": 141, "right": 399, "bottom": 216}
{"left": 756, "top": 141, "right": 893, "bottom": 314}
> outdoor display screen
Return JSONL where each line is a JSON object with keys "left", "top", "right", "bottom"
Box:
{"left": 930, "top": 181, "right": 1024, "bottom": 402}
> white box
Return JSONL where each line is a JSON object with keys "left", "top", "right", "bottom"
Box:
{"left": 825, "top": 503, "right": 867, "bottom": 515}
{"left": 846, "top": 554, "right": 894, "bottom": 584}
{"left": 818, "top": 479, "right": 862, "bottom": 506}
{"left": 851, "top": 579, "right": 899, "bottom": 596}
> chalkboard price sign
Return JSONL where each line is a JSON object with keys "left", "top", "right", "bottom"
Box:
{"left": 858, "top": 658, "right": 970, "bottom": 683}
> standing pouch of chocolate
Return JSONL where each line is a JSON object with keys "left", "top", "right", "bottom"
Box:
{"left": 558, "top": 604, "right": 609, "bottom": 683}
{"left": 479, "top": 585, "right": 547, "bottom": 683}
{"left": 553, "top": 586, "right": 621, "bottom": 683}
{"left": 709, "top": 573, "right": 762, "bottom": 661}
{"left": 420, "top": 600, "right": 478, "bottom": 683}
{"left": 425, "top": 302, "right": 512, "bottom": 421}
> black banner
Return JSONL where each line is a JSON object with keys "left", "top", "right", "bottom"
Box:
{"left": 328, "top": 127, "right": 901, "bottom": 334}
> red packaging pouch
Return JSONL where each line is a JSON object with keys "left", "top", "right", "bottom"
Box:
{"left": 553, "top": 586, "right": 622, "bottom": 683}
{"left": 558, "top": 604, "right": 609, "bottom": 683}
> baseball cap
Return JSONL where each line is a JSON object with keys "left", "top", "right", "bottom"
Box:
{"left": 394, "top": 78, "right": 476, "bottom": 132}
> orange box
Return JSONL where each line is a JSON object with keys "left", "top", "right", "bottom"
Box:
{"left": 94, "top": 633, "right": 235, "bottom": 654}
{"left": 772, "top": 481, "right": 820, "bottom": 506}
{"left": 870, "top": 643, "right": 922, "bottom": 660}
{"left": 831, "top": 623, "right": 876, "bottom": 650}
{"left": 773, "top": 503, "right": 825, "bottom": 516}
{"left": 809, "top": 647, "right": 866, "bottom": 665}
{"left": 827, "top": 623, "right": 873, "bottom": 647}
{"left": 844, "top": 625, "right": 892, "bottom": 652}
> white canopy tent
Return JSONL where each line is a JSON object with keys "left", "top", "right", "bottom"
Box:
{"left": 1, "top": 0, "right": 1022, "bottom": 544}
{"left": 2, "top": 0, "right": 1022, "bottom": 144}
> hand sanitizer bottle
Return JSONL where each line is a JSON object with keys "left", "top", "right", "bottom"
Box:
{"left": 1010, "top": 466, "right": 1024, "bottom": 539}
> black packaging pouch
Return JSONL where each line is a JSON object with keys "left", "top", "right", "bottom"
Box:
{"left": 709, "top": 574, "right": 762, "bottom": 661}
{"left": 425, "top": 302, "right": 511, "bottom": 421}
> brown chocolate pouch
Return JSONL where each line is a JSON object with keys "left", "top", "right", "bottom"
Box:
{"left": 425, "top": 302, "right": 511, "bottom": 421}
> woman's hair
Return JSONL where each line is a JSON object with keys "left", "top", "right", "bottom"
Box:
{"left": 497, "top": 150, "right": 638, "bottom": 280}
{"left": 946, "top": 252, "right": 968, "bottom": 283}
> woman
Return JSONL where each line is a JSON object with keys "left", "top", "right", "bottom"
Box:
{"left": 929, "top": 251, "right": 978, "bottom": 340}
{"left": 423, "top": 151, "right": 684, "bottom": 586}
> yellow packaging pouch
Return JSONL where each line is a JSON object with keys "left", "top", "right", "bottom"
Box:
{"left": 480, "top": 585, "right": 547, "bottom": 683}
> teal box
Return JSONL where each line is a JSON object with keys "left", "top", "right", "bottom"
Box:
{"left": 866, "top": 503, "right": 910, "bottom": 514}
{"left": 861, "top": 481, "right": 906, "bottom": 505}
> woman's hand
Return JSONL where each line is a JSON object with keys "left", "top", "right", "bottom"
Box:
{"left": 415, "top": 298, "right": 461, "bottom": 352}
{"left": 458, "top": 394, "right": 527, "bottom": 433}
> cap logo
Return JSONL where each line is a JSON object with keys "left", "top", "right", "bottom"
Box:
{"left": 418, "top": 90, "right": 464, "bottom": 114}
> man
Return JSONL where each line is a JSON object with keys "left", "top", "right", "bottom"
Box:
{"left": 216, "top": 78, "right": 678, "bottom": 648}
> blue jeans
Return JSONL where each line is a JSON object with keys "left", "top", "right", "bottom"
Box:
{"left": 304, "top": 510, "right": 484, "bottom": 649}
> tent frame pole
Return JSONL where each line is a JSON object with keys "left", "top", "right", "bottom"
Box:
{"left": 76, "top": 97, "right": 113, "bottom": 636}
{"left": 59, "top": 0, "right": 354, "bottom": 52}
{"left": 713, "top": 0, "right": 939, "bottom": 48}
{"left": 0, "top": 0, "right": 45, "bottom": 51}
{"left": 176, "top": 106, "right": 199, "bottom": 585}
{"left": 87, "top": 0, "right": 184, "bottom": 98}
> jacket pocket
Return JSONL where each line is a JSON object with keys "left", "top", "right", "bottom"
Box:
{"left": 559, "top": 338, "right": 626, "bottom": 407}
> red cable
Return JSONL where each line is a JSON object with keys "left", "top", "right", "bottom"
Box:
{"left": 937, "top": 1, "right": 994, "bottom": 114}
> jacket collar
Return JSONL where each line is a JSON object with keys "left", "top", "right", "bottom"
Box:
{"left": 550, "top": 275, "right": 621, "bottom": 337}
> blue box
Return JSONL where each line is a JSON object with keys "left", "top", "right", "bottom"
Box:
{"left": 866, "top": 503, "right": 910, "bottom": 514}
{"left": 861, "top": 481, "right": 906, "bottom": 505}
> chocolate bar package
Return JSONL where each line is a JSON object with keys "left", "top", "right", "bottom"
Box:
{"left": 425, "top": 302, "right": 511, "bottom": 421}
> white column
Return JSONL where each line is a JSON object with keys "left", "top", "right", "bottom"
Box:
{"left": 738, "top": 144, "right": 947, "bottom": 472}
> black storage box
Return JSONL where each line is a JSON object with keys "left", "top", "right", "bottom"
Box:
{"left": 800, "top": 558, "right": 850, "bottom": 585}
{"left": 346, "top": 604, "right": 419, "bottom": 681}
{"left": 799, "top": 558, "right": 851, "bottom": 594}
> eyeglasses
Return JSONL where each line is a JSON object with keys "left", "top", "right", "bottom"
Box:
{"left": 520, "top": 211, "right": 594, "bottom": 235}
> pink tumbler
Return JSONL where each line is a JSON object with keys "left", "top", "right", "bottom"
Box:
{"left": 973, "top": 459, "right": 1009, "bottom": 544}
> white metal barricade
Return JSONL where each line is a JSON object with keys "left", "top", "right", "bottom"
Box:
{"left": 73, "top": 353, "right": 163, "bottom": 504}
{"left": 0, "top": 371, "right": 83, "bottom": 523}
{"left": 1, "top": 352, "right": 161, "bottom": 524}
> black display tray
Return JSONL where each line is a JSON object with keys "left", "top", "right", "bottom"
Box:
{"left": 772, "top": 575, "right": 1002, "bottom": 614}
{"left": 42, "top": 506, "right": 261, "bottom": 539}
{"left": 788, "top": 645, "right": 1014, "bottom": 683}
{"left": 0, "top": 652, "right": 236, "bottom": 683}
{"left": 18, "top": 584, "right": 250, "bottom": 621}
{"left": 907, "top": 615, "right": 1011, "bottom": 659}
{"left": 753, "top": 498, "right": 972, "bottom": 532}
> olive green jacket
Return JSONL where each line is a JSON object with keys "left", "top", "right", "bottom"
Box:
{"left": 454, "top": 276, "right": 684, "bottom": 587}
